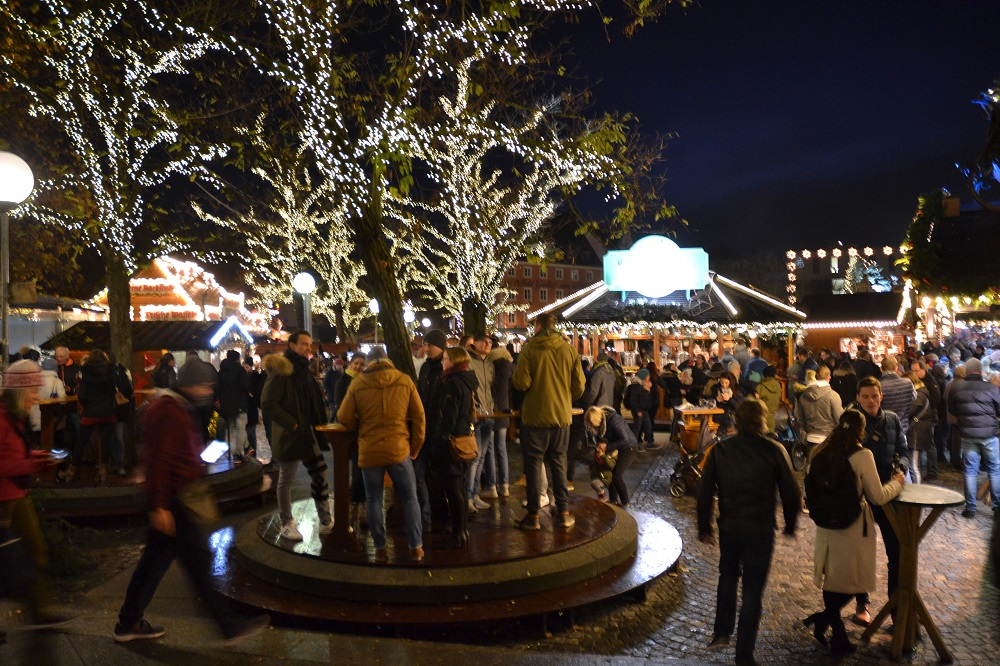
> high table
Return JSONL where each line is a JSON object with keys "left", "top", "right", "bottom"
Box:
{"left": 315, "top": 423, "right": 358, "bottom": 548}
{"left": 861, "top": 484, "right": 964, "bottom": 663}
{"left": 37, "top": 395, "right": 77, "bottom": 451}
{"left": 674, "top": 406, "right": 724, "bottom": 454}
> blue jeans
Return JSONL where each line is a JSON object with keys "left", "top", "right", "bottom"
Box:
{"left": 361, "top": 458, "right": 422, "bottom": 550}
{"left": 962, "top": 436, "right": 1000, "bottom": 512}
{"left": 467, "top": 419, "right": 495, "bottom": 497}
{"left": 632, "top": 411, "right": 653, "bottom": 444}
{"left": 482, "top": 426, "right": 509, "bottom": 489}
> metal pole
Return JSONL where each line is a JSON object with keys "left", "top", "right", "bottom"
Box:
{"left": 303, "top": 292, "right": 313, "bottom": 338}
{"left": 1, "top": 208, "right": 9, "bottom": 371}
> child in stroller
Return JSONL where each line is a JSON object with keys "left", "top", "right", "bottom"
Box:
{"left": 669, "top": 417, "right": 724, "bottom": 497}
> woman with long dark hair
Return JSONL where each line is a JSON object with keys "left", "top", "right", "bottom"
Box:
{"left": 803, "top": 409, "right": 905, "bottom": 655}
{"left": 426, "top": 347, "right": 477, "bottom": 548}
{"left": 152, "top": 353, "right": 177, "bottom": 390}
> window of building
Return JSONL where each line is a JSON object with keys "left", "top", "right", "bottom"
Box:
{"left": 556, "top": 289, "right": 564, "bottom": 299}
{"left": 539, "top": 288, "right": 548, "bottom": 301}
{"left": 524, "top": 287, "right": 532, "bottom": 301}
{"left": 507, "top": 312, "right": 517, "bottom": 324}
{"left": 507, "top": 267, "right": 516, "bottom": 277}
{"left": 539, "top": 268, "right": 547, "bottom": 279}
{"left": 554, "top": 268, "right": 564, "bottom": 280}
{"left": 523, "top": 267, "right": 532, "bottom": 278}
{"left": 571, "top": 270, "right": 579, "bottom": 281}
{"left": 585, "top": 270, "right": 593, "bottom": 281}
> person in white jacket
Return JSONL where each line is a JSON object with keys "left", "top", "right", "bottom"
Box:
{"left": 30, "top": 358, "right": 66, "bottom": 440}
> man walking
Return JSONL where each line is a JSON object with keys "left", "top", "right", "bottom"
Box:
{"left": 261, "top": 331, "right": 332, "bottom": 541}
{"left": 698, "top": 400, "right": 800, "bottom": 666}
{"left": 512, "top": 314, "right": 585, "bottom": 530}
{"left": 467, "top": 334, "right": 496, "bottom": 509}
{"left": 947, "top": 357, "right": 1000, "bottom": 518}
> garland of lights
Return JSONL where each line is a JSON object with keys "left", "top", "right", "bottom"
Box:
{"left": 561, "top": 319, "right": 802, "bottom": 340}
{"left": 784, "top": 245, "right": 899, "bottom": 305}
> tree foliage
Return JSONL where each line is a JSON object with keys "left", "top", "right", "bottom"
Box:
{"left": 958, "top": 77, "right": 1000, "bottom": 214}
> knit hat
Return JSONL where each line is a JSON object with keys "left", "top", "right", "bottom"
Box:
{"left": 177, "top": 359, "right": 215, "bottom": 388}
{"left": 596, "top": 352, "right": 609, "bottom": 363}
{"left": 636, "top": 369, "right": 649, "bottom": 381}
{"left": 41, "top": 358, "right": 58, "bottom": 372}
{"left": 226, "top": 349, "right": 241, "bottom": 361}
{"left": 423, "top": 329, "right": 447, "bottom": 351}
{"left": 3, "top": 359, "right": 43, "bottom": 389}
{"left": 366, "top": 346, "right": 389, "bottom": 364}
{"left": 965, "top": 357, "right": 983, "bottom": 375}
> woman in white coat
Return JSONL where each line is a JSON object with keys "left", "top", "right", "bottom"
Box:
{"left": 803, "top": 409, "right": 905, "bottom": 655}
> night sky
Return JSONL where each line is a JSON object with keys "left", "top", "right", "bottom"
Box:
{"left": 572, "top": 0, "right": 1000, "bottom": 260}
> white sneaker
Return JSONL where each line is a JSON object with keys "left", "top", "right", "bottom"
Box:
{"left": 279, "top": 520, "right": 303, "bottom": 541}
{"left": 480, "top": 486, "right": 499, "bottom": 499}
{"left": 472, "top": 497, "right": 490, "bottom": 510}
{"left": 318, "top": 520, "right": 334, "bottom": 535}
{"left": 522, "top": 494, "right": 550, "bottom": 508}
{"left": 467, "top": 499, "right": 479, "bottom": 513}
{"left": 500, "top": 484, "right": 509, "bottom": 498}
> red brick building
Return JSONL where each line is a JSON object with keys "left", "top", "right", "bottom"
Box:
{"left": 496, "top": 260, "right": 602, "bottom": 331}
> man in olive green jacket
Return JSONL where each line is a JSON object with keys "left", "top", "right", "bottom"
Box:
{"left": 512, "top": 313, "right": 586, "bottom": 530}
{"left": 261, "top": 331, "right": 331, "bottom": 542}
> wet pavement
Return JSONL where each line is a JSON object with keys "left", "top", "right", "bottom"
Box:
{"left": 2, "top": 423, "right": 998, "bottom": 665}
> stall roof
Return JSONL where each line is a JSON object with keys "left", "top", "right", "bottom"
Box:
{"left": 543, "top": 274, "right": 806, "bottom": 325}
{"left": 799, "top": 293, "right": 904, "bottom": 326}
{"left": 41, "top": 319, "right": 258, "bottom": 352}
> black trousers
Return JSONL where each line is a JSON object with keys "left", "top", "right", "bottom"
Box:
{"left": 856, "top": 503, "right": 900, "bottom": 613}
{"left": 118, "top": 503, "right": 251, "bottom": 635}
{"left": 429, "top": 449, "right": 468, "bottom": 537}
{"left": 608, "top": 446, "right": 637, "bottom": 505}
{"left": 715, "top": 530, "right": 775, "bottom": 663}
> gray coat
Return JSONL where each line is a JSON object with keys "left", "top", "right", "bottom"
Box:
{"left": 581, "top": 361, "right": 616, "bottom": 408}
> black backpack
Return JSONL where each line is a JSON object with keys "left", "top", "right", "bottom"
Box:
{"left": 805, "top": 449, "right": 862, "bottom": 530}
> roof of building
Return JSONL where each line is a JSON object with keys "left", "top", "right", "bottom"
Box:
{"left": 40, "top": 320, "right": 257, "bottom": 352}
{"left": 798, "top": 293, "right": 904, "bottom": 325}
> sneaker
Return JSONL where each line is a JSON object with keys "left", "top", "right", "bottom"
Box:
{"left": 559, "top": 511, "right": 575, "bottom": 528}
{"left": 637, "top": 445, "right": 647, "bottom": 453}
{"left": 409, "top": 546, "right": 425, "bottom": 562}
{"left": 114, "top": 618, "right": 165, "bottom": 643}
{"left": 500, "top": 484, "right": 509, "bottom": 497}
{"left": 375, "top": 547, "right": 389, "bottom": 563}
{"left": 707, "top": 634, "right": 730, "bottom": 649}
{"left": 566, "top": 481, "right": 575, "bottom": 491}
{"left": 221, "top": 614, "right": 270, "bottom": 646}
{"left": 539, "top": 493, "right": 550, "bottom": 508}
{"left": 472, "top": 497, "right": 490, "bottom": 510}
{"left": 480, "top": 486, "right": 499, "bottom": 499}
{"left": 467, "top": 499, "right": 479, "bottom": 513}
{"left": 962, "top": 509, "right": 976, "bottom": 519}
{"left": 519, "top": 513, "right": 541, "bottom": 530}
{"left": 318, "top": 520, "right": 334, "bottom": 535}
{"left": 279, "top": 520, "right": 303, "bottom": 541}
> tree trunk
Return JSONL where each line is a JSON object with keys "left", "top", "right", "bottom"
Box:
{"left": 462, "top": 299, "right": 487, "bottom": 338}
{"left": 354, "top": 200, "right": 416, "bottom": 380}
{"left": 106, "top": 256, "right": 134, "bottom": 376}
{"left": 333, "top": 302, "right": 347, "bottom": 343}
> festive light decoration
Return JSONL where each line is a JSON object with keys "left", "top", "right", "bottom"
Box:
{"left": 1, "top": 2, "right": 228, "bottom": 273}
{"left": 784, "top": 245, "right": 900, "bottom": 304}
{"left": 817, "top": 249, "right": 827, "bottom": 258}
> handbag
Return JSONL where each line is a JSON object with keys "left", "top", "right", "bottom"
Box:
{"left": 450, "top": 394, "right": 479, "bottom": 462}
{"left": 114, "top": 389, "right": 130, "bottom": 407}
{"left": 176, "top": 479, "right": 221, "bottom": 529}
{"left": 0, "top": 526, "right": 37, "bottom": 598}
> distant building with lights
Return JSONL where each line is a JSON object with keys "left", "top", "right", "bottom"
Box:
{"left": 784, "top": 245, "right": 903, "bottom": 305}
{"left": 495, "top": 259, "right": 603, "bottom": 331}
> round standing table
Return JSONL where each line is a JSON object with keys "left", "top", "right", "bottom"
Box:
{"left": 861, "top": 484, "right": 964, "bottom": 663}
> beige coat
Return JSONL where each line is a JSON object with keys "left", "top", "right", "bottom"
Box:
{"left": 337, "top": 361, "right": 425, "bottom": 469}
{"left": 812, "top": 447, "right": 902, "bottom": 593}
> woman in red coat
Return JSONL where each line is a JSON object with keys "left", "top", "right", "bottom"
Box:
{"left": 0, "top": 360, "right": 75, "bottom": 627}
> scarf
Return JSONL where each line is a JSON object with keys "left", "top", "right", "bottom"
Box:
{"left": 441, "top": 361, "right": 470, "bottom": 384}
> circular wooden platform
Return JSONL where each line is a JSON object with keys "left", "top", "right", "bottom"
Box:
{"left": 31, "top": 458, "right": 268, "bottom": 517}
{"left": 214, "top": 495, "right": 682, "bottom": 625}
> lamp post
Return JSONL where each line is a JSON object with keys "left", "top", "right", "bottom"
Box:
{"left": 368, "top": 298, "right": 380, "bottom": 345}
{"left": 292, "top": 271, "right": 316, "bottom": 338}
{"left": 0, "top": 152, "right": 35, "bottom": 371}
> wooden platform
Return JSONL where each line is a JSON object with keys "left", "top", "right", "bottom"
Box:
{"left": 214, "top": 495, "right": 682, "bottom": 626}
{"left": 31, "top": 458, "right": 269, "bottom": 517}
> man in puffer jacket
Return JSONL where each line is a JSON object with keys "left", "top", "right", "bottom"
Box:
{"left": 948, "top": 357, "right": 1000, "bottom": 517}
{"left": 337, "top": 347, "right": 425, "bottom": 562}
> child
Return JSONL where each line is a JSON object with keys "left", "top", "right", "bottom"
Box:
{"left": 590, "top": 441, "right": 618, "bottom": 502}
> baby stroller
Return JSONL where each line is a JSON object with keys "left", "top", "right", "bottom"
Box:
{"left": 775, "top": 411, "right": 808, "bottom": 471}
{"left": 669, "top": 418, "right": 723, "bottom": 497}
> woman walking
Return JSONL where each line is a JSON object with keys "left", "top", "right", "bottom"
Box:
{"left": 803, "top": 410, "right": 904, "bottom": 655}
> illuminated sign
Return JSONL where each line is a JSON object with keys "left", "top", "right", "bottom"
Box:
{"left": 603, "top": 235, "right": 709, "bottom": 298}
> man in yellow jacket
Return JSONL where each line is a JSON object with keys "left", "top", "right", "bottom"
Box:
{"left": 338, "top": 347, "right": 426, "bottom": 562}
{"left": 512, "top": 314, "right": 586, "bottom": 530}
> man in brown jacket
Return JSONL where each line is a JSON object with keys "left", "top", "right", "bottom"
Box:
{"left": 338, "top": 347, "right": 426, "bottom": 562}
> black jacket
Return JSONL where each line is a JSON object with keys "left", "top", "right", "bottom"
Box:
{"left": 948, "top": 374, "right": 1000, "bottom": 439}
{"left": 595, "top": 408, "right": 637, "bottom": 452}
{"left": 697, "top": 433, "right": 801, "bottom": 538}
{"left": 418, "top": 354, "right": 443, "bottom": 437}
{"left": 429, "top": 369, "right": 477, "bottom": 466}
{"left": 853, "top": 405, "right": 910, "bottom": 483}
{"left": 217, "top": 356, "right": 250, "bottom": 419}
{"left": 78, "top": 363, "right": 123, "bottom": 421}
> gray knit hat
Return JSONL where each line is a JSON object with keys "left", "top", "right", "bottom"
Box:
{"left": 423, "top": 329, "right": 447, "bottom": 351}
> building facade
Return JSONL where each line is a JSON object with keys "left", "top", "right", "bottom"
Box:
{"left": 496, "top": 260, "right": 602, "bottom": 331}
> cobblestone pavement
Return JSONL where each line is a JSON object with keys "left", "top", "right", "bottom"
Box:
{"left": 492, "top": 430, "right": 1000, "bottom": 665}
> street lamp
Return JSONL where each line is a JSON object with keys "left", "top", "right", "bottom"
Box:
{"left": 368, "top": 298, "right": 380, "bottom": 345}
{"left": 292, "top": 271, "right": 316, "bottom": 338}
{"left": 0, "top": 152, "right": 35, "bottom": 371}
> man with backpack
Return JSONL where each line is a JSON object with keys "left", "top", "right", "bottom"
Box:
{"left": 697, "top": 400, "right": 800, "bottom": 666}
{"left": 850, "top": 376, "right": 910, "bottom": 626}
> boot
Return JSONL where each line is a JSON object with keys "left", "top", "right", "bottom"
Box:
{"left": 802, "top": 612, "right": 828, "bottom": 646}
{"left": 829, "top": 618, "right": 855, "bottom": 656}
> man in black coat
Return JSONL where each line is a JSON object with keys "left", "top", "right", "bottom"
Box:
{"left": 416, "top": 329, "right": 447, "bottom": 531}
{"left": 217, "top": 349, "right": 250, "bottom": 462}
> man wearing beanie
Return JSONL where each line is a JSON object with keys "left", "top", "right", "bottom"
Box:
{"left": 0, "top": 360, "right": 76, "bottom": 628}
{"left": 262, "top": 331, "right": 332, "bottom": 542}
{"left": 948, "top": 356, "right": 1000, "bottom": 518}
{"left": 416, "top": 329, "right": 447, "bottom": 530}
